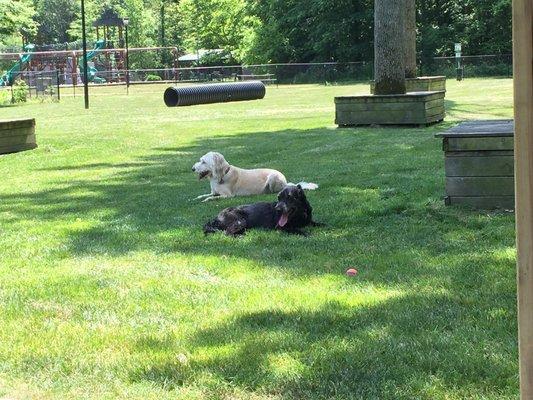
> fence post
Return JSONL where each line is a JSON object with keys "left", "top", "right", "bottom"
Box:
{"left": 56, "top": 70, "right": 60, "bottom": 101}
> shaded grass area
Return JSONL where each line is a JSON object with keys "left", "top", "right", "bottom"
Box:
{"left": 0, "top": 79, "right": 517, "bottom": 399}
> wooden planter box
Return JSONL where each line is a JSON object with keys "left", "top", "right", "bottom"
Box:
{"left": 370, "top": 76, "right": 446, "bottom": 94}
{"left": 335, "top": 91, "right": 445, "bottom": 126}
{"left": 435, "top": 119, "right": 514, "bottom": 209}
{"left": 0, "top": 118, "right": 36, "bottom": 155}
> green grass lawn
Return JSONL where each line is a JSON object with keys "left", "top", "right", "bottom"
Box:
{"left": 0, "top": 78, "right": 517, "bottom": 399}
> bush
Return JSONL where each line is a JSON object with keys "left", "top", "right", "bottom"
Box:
{"left": 0, "top": 89, "right": 10, "bottom": 106}
{"left": 196, "top": 50, "right": 237, "bottom": 67}
{"left": 12, "top": 79, "right": 28, "bottom": 103}
{"left": 145, "top": 74, "right": 162, "bottom": 81}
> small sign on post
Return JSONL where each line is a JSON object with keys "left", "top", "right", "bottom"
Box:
{"left": 455, "top": 43, "right": 463, "bottom": 81}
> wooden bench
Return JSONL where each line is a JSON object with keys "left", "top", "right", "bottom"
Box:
{"left": 236, "top": 74, "right": 277, "bottom": 85}
{"left": 0, "top": 118, "right": 36, "bottom": 155}
{"left": 435, "top": 119, "right": 514, "bottom": 209}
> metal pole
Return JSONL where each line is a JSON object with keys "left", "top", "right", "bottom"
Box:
{"left": 81, "top": 0, "right": 89, "bottom": 109}
{"left": 125, "top": 24, "right": 130, "bottom": 94}
{"left": 56, "top": 70, "right": 60, "bottom": 101}
{"left": 160, "top": 3, "right": 165, "bottom": 47}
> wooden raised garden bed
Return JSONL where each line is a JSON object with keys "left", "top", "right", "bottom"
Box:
{"left": 335, "top": 91, "right": 445, "bottom": 126}
{"left": 370, "top": 76, "right": 446, "bottom": 94}
{"left": 435, "top": 119, "right": 514, "bottom": 209}
{"left": 0, "top": 118, "right": 36, "bottom": 155}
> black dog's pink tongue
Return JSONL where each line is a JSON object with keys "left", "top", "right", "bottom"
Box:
{"left": 278, "top": 212, "right": 289, "bottom": 227}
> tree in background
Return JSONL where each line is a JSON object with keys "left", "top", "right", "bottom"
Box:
{"left": 373, "top": 0, "right": 406, "bottom": 95}
{"left": 404, "top": 0, "right": 416, "bottom": 78}
{"left": 34, "top": 0, "right": 77, "bottom": 44}
{"left": 417, "top": 0, "right": 511, "bottom": 61}
{"left": 66, "top": 0, "right": 161, "bottom": 68}
{"left": 243, "top": 0, "right": 373, "bottom": 64}
{"left": 0, "top": 0, "right": 37, "bottom": 44}
{"left": 0, "top": 0, "right": 513, "bottom": 66}
{"left": 168, "top": 0, "right": 257, "bottom": 60}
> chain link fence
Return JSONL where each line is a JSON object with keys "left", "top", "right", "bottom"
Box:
{"left": 420, "top": 54, "right": 512, "bottom": 78}
{"left": 102, "top": 55, "right": 511, "bottom": 85}
{"left": 0, "top": 54, "right": 513, "bottom": 104}
{"left": 0, "top": 70, "right": 60, "bottom": 105}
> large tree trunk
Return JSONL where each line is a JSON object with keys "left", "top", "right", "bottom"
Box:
{"left": 374, "top": 0, "right": 406, "bottom": 95}
{"left": 404, "top": 0, "right": 417, "bottom": 78}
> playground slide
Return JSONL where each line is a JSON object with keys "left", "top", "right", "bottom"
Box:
{"left": 0, "top": 44, "right": 35, "bottom": 86}
{"left": 79, "top": 39, "right": 106, "bottom": 83}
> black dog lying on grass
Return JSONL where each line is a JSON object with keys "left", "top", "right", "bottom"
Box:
{"left": 203, "top": 184, "right": 321, "bottom": 236}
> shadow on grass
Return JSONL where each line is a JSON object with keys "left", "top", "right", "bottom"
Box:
{"left": 0, "top": 125, "right": 514, "bottom": 272}
{"left": 0, "top": 124, "right": 517, "bottom": 397}
{"left": 131, "top": 287, "right": 516, "bottom": 398}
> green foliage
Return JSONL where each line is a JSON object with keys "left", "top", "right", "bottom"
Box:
{"left": 0, "top": 0, "right": 37, "bottom": 41}
{"left": 417, "top": 0, "right": 512, "bottom": 62}
{"left": 170, "top": 0, "right": 256, "bottom": 59}
{"left": 66, "top": 0, "right": 162, "bottom": 68}
{"left": 34, "top": 0, "right": 77, "bottom": 43}
{"left": 196, "top": 50, "right": 237, "bottom": 66}
{"left": 169, "top": 0, "right": 510, "bottom": 64}
{"left": 0, "top": 0, "right": 514, "bottom": 65}
{"left": 0, "top": 88, "right": 11, "bottom": 105}
{"left": 12, "top": 78, "right": 28, "bottom": 103}
{"left": 145, "top": 73, "right": 162, "bottom": 81}
{"left": 243, "top": 0, "right": 374, "bottom": 63}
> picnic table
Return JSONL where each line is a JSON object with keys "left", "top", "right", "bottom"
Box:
{"left": 236, "top": 73, "right": 277, "bottom": 85}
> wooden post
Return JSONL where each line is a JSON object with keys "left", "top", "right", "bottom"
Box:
{"left": 513, "top": 0, "right": 533, "bottom": 398}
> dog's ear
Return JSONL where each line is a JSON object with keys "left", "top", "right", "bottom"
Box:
{"left": 212, "top": 153, "right": 229, "bottom": 182}
{"left": 297, "top": 184, "right": 302, "bottom": 190}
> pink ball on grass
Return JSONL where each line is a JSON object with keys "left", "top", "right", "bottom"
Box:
{"left": 346, "top": 268, "right": 358, "bottom": 276}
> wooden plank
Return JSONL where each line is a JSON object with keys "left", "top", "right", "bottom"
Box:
{"left": 513, "top": 0, "right": 533, "bottom": 398}
{"left": 370, "top": 77, "right": 446, "bottom": 94}
{"left": 444, "top": 137, "right": 514, "bottom": 151}
{"left": 335, "top": 91, "right": 444, "bottom": 104}
{"left": 335, "top": 101, "right": 426, "bottom": 112}
{"left": 337, "top": 110, "right": 429, "bottom": 125}
{"left": 0, "top": 126, "right": 35, "bottom": 139}
{"left": 445, "top": 195, "right": 515, "bottom": 209}
{"left": 0, "top": 134, "right": 36, "bottom": 147}
{"left": 0, "top": 143, "right": 37, "bottom": 155}
{"left": 445, "top": 150, "right": 513, "bottom": 157}
{"left": 426, "top": 114, "right": 445, "bottom": 124}
{"left": 445, "top": 155, "right": 514, "bottom": 177}
{"left": 0, "top": 118, "right": 35, "bottom": 130}
{"left": 335, "top": 91, "right": 445, "bottom": 126}
{"left": 436, "top": 119, "right": 514, "bottom": 138}
{"left": 424, "top": 98, "right": 445, "bottom": 110}
{"left": 425, "top": 106, "right": 445, "bottom": 118}
{"left": 445, "top": 176, "right": 515, "bottom": 196}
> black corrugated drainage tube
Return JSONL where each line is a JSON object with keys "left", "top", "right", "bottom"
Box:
{"left": 164, "top": 81, "right": 266, "bottom": 107}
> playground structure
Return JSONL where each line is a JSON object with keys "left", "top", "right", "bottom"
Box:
{"left": 0, "top": 7, "right": 178, "bottom": 88}
{"left": 0, "top": 42, "right": 178, "bottom": 88}
{"left": 0, "top": 44, "right": 35, "bottom": 86}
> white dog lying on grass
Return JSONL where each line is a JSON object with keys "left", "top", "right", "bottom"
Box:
{"left": 192, "top": 151, "right": 318, "bottom": 201}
